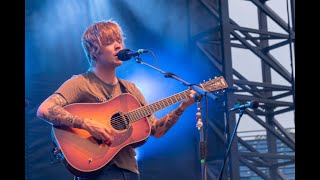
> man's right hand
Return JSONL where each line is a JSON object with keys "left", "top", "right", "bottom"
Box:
{"left": 81, "top": 118, "right": 114, "bottom": 145}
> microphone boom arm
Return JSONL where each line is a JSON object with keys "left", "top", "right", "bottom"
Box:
{"left": 135, "top": 57, "right": 218, "bottom": 101}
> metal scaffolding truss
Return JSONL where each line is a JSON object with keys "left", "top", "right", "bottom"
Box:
{"left": 189, "top": 0, "right": 295, "bottom": 179}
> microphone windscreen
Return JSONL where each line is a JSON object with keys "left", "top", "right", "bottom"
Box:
{"left": 251, "top": 101, "right": 259, "bottom": 109}
{"left": 116, "top": 49, "right": 131, "bottom": 61}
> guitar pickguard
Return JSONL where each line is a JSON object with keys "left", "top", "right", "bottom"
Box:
{"left": 109, "top": 127, "right": 133, "bottom": 147}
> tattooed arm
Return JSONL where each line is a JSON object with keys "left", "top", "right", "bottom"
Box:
{"left": 36, "top": 94, "right": 84, "bottom": 128}
{"left": 150, "top": 90, "right": 196, "bottom": 138}
{"left": 36, "top": 94, "right": 113, "bottom": 143}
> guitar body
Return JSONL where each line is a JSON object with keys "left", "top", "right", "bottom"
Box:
{"left": 52, "top": 93, "right": 151, "bottom": 177}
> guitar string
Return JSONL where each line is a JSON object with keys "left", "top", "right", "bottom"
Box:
{"left": 109, "top": 93, "right": 190, "bottom": 129}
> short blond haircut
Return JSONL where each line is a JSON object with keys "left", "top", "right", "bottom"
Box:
{"left": 81, "top": 20, "right": 125, "bottom": 70}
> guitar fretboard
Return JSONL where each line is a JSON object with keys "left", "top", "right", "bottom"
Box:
{"left": 126, "top": 90, "right": 189, "bottom": 122}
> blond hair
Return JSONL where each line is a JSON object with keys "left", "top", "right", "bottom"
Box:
{"left": 81, "top": 20, "right": 125, "bottom": 70}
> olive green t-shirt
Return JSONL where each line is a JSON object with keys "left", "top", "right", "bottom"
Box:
{"left": 54, "top": 71, "right": 156, "bottom": 174}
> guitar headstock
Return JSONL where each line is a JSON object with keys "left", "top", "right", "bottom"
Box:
{"left": 200, "top": 76, "right": 228, "bottom": 93}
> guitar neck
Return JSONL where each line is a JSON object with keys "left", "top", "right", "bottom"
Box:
{"left": 127, "top": 90, "right": 189, "bottom": 122}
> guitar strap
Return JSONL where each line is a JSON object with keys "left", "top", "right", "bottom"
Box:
{"left": 118, "top": 78, "right": 146, "bottom": 107}
{"left": 118, "top": 79, "right": 129, "bottom": 94}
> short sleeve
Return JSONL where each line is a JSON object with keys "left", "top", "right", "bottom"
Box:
{"left": 54, "top": 75, "right": 83, "bottom": 104}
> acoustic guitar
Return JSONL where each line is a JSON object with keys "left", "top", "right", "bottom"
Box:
{"left": 52, "top": 76, "right": 228, "bottom": 177}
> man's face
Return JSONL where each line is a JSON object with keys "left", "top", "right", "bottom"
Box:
{"left": 97, "top": 40, "right": 124, "bottom": 68}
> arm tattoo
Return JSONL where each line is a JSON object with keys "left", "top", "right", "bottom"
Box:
{"left": 174, "top": 108, "right": 184, "bottom": 116}
{"left": 48, "top": 105, "right": 65, "bottom": 116}
{"left": 43, "top": 94, "right": 84, "bottom": 128}
{"left": 49, "top": 94, "right": 68, "bottom": 107}
{"left": 73, "top": 117, "right": 85, "bottom": 128}
{"left": 152, "top": 107, "right": 185, "bottom": 137}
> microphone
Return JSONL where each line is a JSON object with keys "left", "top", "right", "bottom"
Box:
{"left": 230, "top": 101, "right": 259, "bottom": 111}
{"left": 116, "top": 48, "right": 149, "bottom": 61}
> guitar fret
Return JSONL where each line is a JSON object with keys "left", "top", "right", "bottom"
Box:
{"left": 145, "top": 107, "right": 151, "bottom": 116}
{"left": 174, "top": 94, "right": 178, "bottom": 102}
{"left": 126, "top": 112, "right": 132, "bottom": 123}
{"left": 153, "top": 103, "right": 158, "bottom": 110}
{"left": 179, "top": 93, "right": 184, "bottom": 101}
{"left": 133, "top": 110, "right": 139, "bottom": 120}
{"left": 152, "top": 103, "right": 157, "bottom": 113}
{"left": 176, "top": 94, "right": 180, "bottom": 102}
{"left": 136, "top": 112, "right": 140, "bottom": 120}
{"left": 170, "top": 97, "right": 176, "bottom": 104}
{"left": 138, "top": 111, "right": 143, "bottom": 119}
{"left": 139, "top": 110, "right": 144, "bottom": 118}
{"left": 168, "top": 97, "right": 173, "bottom": 104}
{"left": 164, "top": 98, "right": 169, "bottom": 107}
{"left": 139, "top": 109, "right": 145, "bottom": 119}
{"left": 151, "top": 104, "right": 157, "bottom": 113}
{"left": 130, "top": 113, "right": 135, "bottom": 122}
{"left": 168, "top": 98, "right": 172, "bottom": 105}
{"left": 162, "top": 99, "right": 167, "bottom": 107}
{"left": 138, "top": 111, "right": 144, "bottom": 119}
{"left": 154, "top": 104, "right": 158, "bottom": 112}
{"left": 143, "top": 109, "right": 148, "bottom": 118}
{"left": 160, "top": 101, "right": 165, "bottom": 108}
{"left": 147, "top": 105, "right": 152, "bottom": 114}
{"left": 129, "top": 111, "right": 134, "bottom": 120}
{"left": 140, "top": 111, "right": 148, "bottom": 119}
{"left": 158, "top": 102, "right": 162, "bottom": 110}
{"left": 165, "top": 100, "right": 169, "bottom": 107}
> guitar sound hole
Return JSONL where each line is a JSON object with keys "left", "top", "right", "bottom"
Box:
{"left": 111, "top": 113, "right": 130, "bottom": 130}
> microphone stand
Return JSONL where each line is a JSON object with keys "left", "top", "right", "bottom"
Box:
{"left": 134, "top": 57, "right": 218, "bottom": 180}
{"left": 196, "top": 98, "right": 207, "bottom": 180}
{"left": 217, "top": 109, "right": 245, "bottom": 180}
{"left": 135, "top": 57, "right": 218, "bottom": 101}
